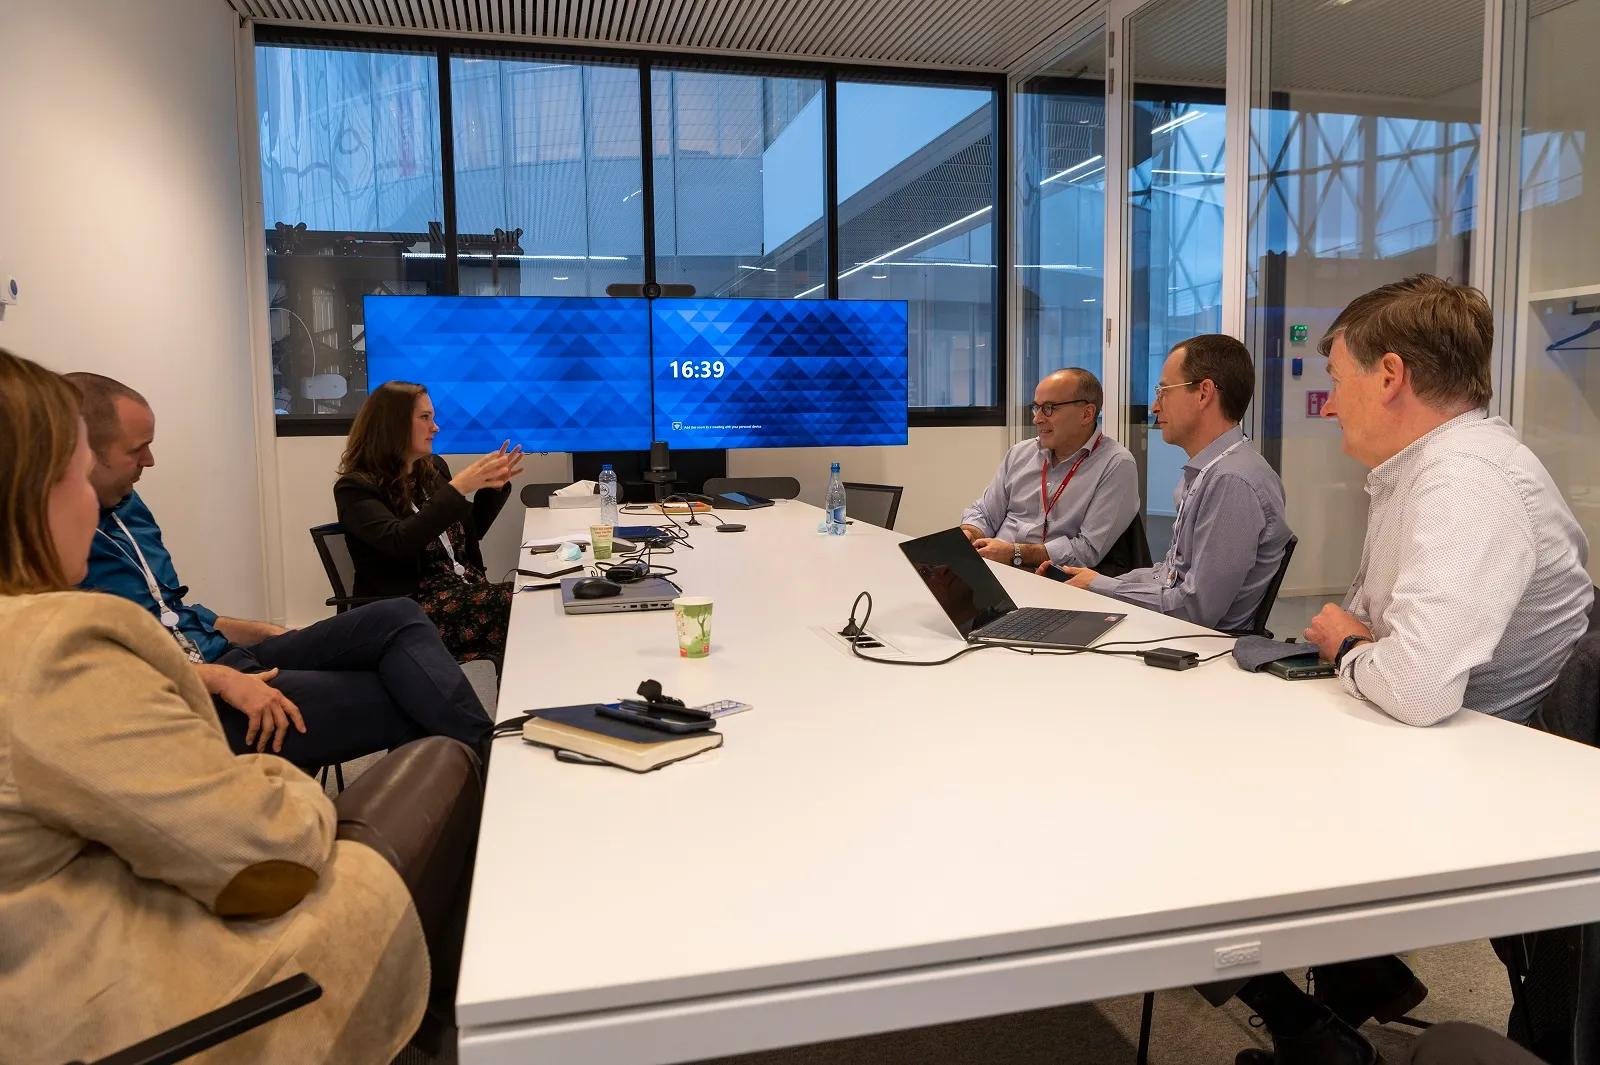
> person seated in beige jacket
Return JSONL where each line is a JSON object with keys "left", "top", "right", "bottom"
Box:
{"left": 0, "top": 348, "right": 434, "bottom": 1064}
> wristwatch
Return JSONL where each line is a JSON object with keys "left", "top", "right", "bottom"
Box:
{"left": 1334, "top": 634, "right": 1372, "bottom": 669}
{"left": 1012, "top": 545, "right": 1025, "bottom": 568}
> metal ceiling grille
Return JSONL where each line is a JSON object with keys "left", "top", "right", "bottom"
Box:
{"left": 226, "top": 0, "right": 1100, "bottom": 72}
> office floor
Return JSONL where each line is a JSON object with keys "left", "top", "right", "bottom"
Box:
{"left": 404, "top": 942, "right": 1512, "bottom": 1064}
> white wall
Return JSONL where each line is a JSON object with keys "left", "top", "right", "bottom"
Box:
{"left": 0, "top": 0, "right": 267, "bottom": 617}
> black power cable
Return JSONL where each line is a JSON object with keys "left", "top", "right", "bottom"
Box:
{"left": 842, "top": 591, "right": 1236, "bottom": 668}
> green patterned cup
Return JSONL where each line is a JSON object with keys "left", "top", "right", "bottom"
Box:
{"left": 589, "top": 524, "right": 614, "bottom": 561}
{"left": 673, "top": 596, "right": 714, "bottom": 658}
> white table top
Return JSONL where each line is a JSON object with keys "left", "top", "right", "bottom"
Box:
{"left": 458, "top": 500, "right": 1600, "bottom": 1054}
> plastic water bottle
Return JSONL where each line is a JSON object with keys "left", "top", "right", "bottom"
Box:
{"left": 824, "top": 462, "right": 847, "bottom": 535}
{"left": 598, "top": 464, "right": 618, "bottom": 527}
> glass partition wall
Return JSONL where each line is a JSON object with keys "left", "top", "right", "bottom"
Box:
{"left": 1016, "top": 0, "right": 1587, "bottom": 607}
{"left": 1123, "top": 0, "right": 1229, "bottom": 560}
{"left": 1243, "top": 0, "right": 1485, "bottom": 606}
{"left": 1014, "top": 30, "right": 1107, "bottom": 430}
{"left": 1512, "top": 0, "right": 1600, "bottom": 580}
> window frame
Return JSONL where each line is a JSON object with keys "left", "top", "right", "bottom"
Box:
{"left": 255, "top": 26, "right": 1006, "bottom": 435}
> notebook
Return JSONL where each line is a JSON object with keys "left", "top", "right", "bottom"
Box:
{"left": 899, "top": 528, "right": 1125, "bottom": 649}
{"left": 522, "top": 704, "right": 723, "bottom": 772}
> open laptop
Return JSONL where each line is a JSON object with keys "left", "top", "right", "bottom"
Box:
{"left": 899, "top": 528, "right": 1125, "bottom": 648}
{"left": 560, "top": 576, "right": 680, "bottom": 615}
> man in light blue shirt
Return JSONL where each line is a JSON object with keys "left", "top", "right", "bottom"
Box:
{"left": 1051, "top": 334, "right": 1292, "bottom": 633}
{"left": 960, "top": 368, "right": 1140, "bottom": 572}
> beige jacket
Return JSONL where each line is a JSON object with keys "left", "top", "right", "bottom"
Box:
{"left": 0, "top": 592, "right": 427, "bottom": 1064}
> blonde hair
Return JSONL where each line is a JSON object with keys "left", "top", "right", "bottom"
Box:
{"left": 0, "top": 349, "right": 85, "bottom": 593}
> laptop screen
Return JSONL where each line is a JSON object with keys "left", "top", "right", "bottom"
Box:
{"left": 899, "top": 528, "right": 1019, "bottom": 638}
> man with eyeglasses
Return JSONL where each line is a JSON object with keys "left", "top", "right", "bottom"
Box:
{"left": 1045, "top": 334, "right": 1291, "bottom": 632}
{"left": 960, "top": 368, "right": 1140, "bottom": 573}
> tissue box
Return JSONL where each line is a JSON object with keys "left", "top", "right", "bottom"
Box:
{"left": 550, "top": 494, "right": 600, "bottom": 510}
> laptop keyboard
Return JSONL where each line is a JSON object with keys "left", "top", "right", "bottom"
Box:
{"left": 977, "top": 608, "right": 1072, "bottom": 643}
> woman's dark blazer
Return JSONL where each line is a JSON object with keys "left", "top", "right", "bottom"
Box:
{"left": 334, "top": 454, "right": 512, "bottom": 598}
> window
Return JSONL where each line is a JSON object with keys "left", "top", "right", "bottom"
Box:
{"left": 451, "top": 55, "right": 644, "bottom": 298}
{"left": 254, "top": 33, "right": 1004, "bottom": 431}
{"left": 651, "top": 68, "right": 826, "bottom": 300}
{"left": 836, "top": 80, "right": 1000, "bottom": 413}
{"left": 257, "top": 40, "right": 445, "bottom": 426}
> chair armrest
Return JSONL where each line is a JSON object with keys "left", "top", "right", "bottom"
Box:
{"left": 335, "top": 738, "right": 484, "bottom": 946}
{"left": 324, "top": 594, "right": 403, "bottom": 611}
{"left": 72, "top": 974, "right": 321, "bottom": 1065}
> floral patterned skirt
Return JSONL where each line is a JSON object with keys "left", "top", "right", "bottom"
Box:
{"left": 417, "top": 577, "right": 512, "bottom": 661}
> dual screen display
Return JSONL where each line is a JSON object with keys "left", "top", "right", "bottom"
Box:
{"left": 363, "top": 295, "right": 910, "bottom": 453}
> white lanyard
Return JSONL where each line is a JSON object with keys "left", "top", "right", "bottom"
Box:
{"left": 415, "top": 504, "right": 466, "bottom": 578}
{"left": 100, "top": 515, "right": 181, "bottom": 629}
{"left": 1162, "top": 437, "right": 1247, "bottom": 586}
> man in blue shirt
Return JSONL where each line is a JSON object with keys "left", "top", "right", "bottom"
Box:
{"left": 1048, "top": 334, "right": 1292, "bottom": 632}
{"left": 69, "top": 372, "right": 492, "bottom": 766}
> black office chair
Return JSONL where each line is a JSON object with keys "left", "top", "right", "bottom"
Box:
{"left": 703, "top": 476, "right": 801, "bottom": 500}
{"left": 65, "top": 973, "right": 320, "bottom": 1065}
{"left": 1497, "top": 617, "right": 1600, "bottom": 1064}
{"left": 843, "top": 482, "right": 903, "bottom": 530}
{"left": 306, "top": 523, "right": 500, "bottom": 792}
{"left": 308, "top": 522, "right": 396, "bottom": 615}
{"left": 1228, "top": 534, "right": 1298, "bottom": 638}
{"left": 1098, "top": 515, "right": 1153, "bottom": 578}
{"left": 520, "top": 481, "right": 579, "bottom": 508}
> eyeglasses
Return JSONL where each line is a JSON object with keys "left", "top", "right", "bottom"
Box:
{"left": 1030, "top": 399, "right": 1092, "bottom": 417}
{"left": 1153, "top": 380, "right": 1200, "bottom": 401}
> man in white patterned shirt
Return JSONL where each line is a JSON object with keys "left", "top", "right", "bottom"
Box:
{"left": 1305, "top": 274, "right": 1592, "bottom": 724}
{"left": 1228, "top": 275, "right": 1593, "bottom": 1065}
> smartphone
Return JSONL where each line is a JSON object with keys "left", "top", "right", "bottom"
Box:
{"left": 597, "top": 702, "right": 716, "bottom": 733}
{"left": 619, "top": 698, "right": 712, "bottom": 720}
{"left": 1263, "top": 652, "right": 1338, "bottom": 680}
{"left": 1040, "top": 565, "right": 1069, "bottom": 583}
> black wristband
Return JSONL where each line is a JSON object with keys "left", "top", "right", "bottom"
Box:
{"left": 1334, "top": 634, "right": 1372, "bottom": 669}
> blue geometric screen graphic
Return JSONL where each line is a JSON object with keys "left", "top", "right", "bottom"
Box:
{"left": 651, "top": 299, "right": 909, "bottom": 449}
{"left": 364, "top": 295, "right": 653, "bottom": 453}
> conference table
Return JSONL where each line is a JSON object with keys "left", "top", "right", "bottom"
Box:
{"left": 457, "top": 499, "right": 1600, "bottom": 1064}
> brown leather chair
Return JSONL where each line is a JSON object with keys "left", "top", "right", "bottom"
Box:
{"left": 334, "top": 735, "right": 484, "bottom": 1038}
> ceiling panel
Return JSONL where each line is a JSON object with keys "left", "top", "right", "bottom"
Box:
{"left": 225, "top": 0, "right": 1099, "bottom": 72}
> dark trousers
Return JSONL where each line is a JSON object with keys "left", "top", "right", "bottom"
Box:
{"left": 212, "top": 599, "right": 492, "bottom": 767}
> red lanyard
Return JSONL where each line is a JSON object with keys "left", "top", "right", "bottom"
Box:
{"left": 1041, "top": 433, "right": 1102, "bottom": 539}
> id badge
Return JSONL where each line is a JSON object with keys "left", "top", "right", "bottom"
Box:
{"left": 171, "top": 628, "right": 205, "bottom": 664}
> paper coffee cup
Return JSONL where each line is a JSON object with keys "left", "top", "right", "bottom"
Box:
{"left": 673, "top": 596, "right": 714, "bottom": 658}
{"left": 589, "top": 524, "right": 614, "bottom": 561}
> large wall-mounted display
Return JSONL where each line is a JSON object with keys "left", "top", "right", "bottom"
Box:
{"left": 364, "top": 295, "right": 654, "bottom": 453}
{"left": 651, "top": 298, "right": 909, "bottom": 449}
{"left": 364, "top": 295, "right": 909, "bottom": 452}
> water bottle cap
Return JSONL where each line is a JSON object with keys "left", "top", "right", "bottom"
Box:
{"left": 830, "top": 462, "right": 840, "bottom": 472}
{"left": 601, "top": 463, "right": 613, "bottom": 471}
